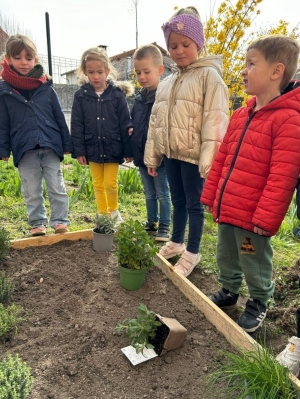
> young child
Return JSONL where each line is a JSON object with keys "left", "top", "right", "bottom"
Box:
{"left": 71, "top": 47, "right": 134, "bottom": 224}
{"left": 0, "top": 34, "right": 72, "bottom": 236}
{"left": 144, "top": 7, "right": 229, "bottom": 275}
{"left": 201, "top": 35, "right": 300, "bottom": 333}
{"left": 129, "top": 44, "right": 171, "bottom": 241}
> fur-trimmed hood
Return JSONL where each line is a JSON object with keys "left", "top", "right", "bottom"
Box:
{"left": 77, "top": 78, "right": 134, "bottom": 97}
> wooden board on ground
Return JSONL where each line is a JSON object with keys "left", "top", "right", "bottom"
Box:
{"left": 10, "top": 229, "right": 93, "bottom": 249}
{"left": 9, "top": 232, "right": 300, "bottom": 389}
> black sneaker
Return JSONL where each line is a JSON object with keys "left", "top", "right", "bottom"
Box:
{"left": 144, "top": 220, "right": 158, "bottom": 234}
{"left": 155, "top": 224, "right": 170, "bottom": 242}
{"left": 209, "top": 288, "right": 239, "bottom": 309}
{"left": 237, "top": 298, "right": 267, "bottom": 333}
{"left": 293, "top": 224, "right": 300, "bottom": 239}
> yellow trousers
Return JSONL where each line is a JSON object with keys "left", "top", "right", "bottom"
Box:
{"left": 89, "top": 162, "right": 119, "bottom": 214}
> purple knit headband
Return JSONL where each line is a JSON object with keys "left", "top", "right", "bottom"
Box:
{"left": 162, "top": 14, "right": 205, "bottom": 50}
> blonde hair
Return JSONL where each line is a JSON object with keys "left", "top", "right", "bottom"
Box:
{"left": 4, "top": 34, "right": 37, "bottom": 59}
{"left": 133, "top": 44, "right": 163, "bottom": 66}
{"left": 170, "top": 6, "right": 201, "bottom": 21}
{"left": 77, "top": 47, "right": 117, "bottom": 86}
{"left": 247, "top": 35, "right": 300, "bottom": 90}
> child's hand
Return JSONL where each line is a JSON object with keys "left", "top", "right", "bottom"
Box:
{"left": 77, "top": 156, "right": 87, "bottom": 165}
{"left": 1, "top": 157, "right": 9, "bottom": 162}
{"left": 253, "top": 226, "right": 269, "bottom": 236}
{"left": 205, "top": 206, "right": 213, "bottom": 214}
{"left": 128, "top": 128, "right": 133, "bottom": 136}
{"left": 148, "top": 167, "right": 158, "bottom": 177}
{"left": 125, "top": 157, "right": 133, "bottom": 163}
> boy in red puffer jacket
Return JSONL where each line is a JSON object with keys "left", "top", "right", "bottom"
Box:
{"left": 201, "top": 35, "right": 300, "bottom": 333}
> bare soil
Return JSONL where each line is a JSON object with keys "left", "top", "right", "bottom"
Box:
{"left": 0, "top": 238, "right": 299, "bottom": 399}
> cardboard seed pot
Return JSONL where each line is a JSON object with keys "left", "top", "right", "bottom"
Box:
{"left": 149, "top": 315, "right": 187, "bottom": 356}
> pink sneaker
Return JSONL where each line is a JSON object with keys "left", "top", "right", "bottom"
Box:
{"left": 54, "top": 224, "right": 69, "bottom": 234}
{"left": 31, "top": 226, "right": 46, "bottom": 237}
{"left": 174, "top": 251, "right": 201, "bottom": 277}
{"left": 159, "top": 241, "right": 186, "bottom": 259}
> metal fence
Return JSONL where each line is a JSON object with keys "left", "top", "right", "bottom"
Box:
{"left": 38, "top": 54, "right": 80, "bottom": 84}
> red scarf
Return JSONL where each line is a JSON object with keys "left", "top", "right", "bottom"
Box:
{"left": 0, "top": 58, "right": 46, "bottom": 90}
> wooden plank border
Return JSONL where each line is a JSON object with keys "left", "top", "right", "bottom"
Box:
{"left": 10, "top": 229, "right": 93, "bottom": 249}
{"left": 9, "top": 232, "right": 300, "bottom": 389}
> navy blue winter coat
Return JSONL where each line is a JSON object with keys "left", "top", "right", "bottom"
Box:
{"left": 130, "top": 88, "right": 156, "bottom": 167}
{"left": 71, "top": 81, "right": 133, "bottom": 164}
{"left": 0, "top": 79, "right": 72, "bottom": 167}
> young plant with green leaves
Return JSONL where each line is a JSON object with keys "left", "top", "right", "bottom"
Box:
{"left": 0, "top": 271, "right": 13, "bottom": 303}
{"left": 94, "top": 213, "right": 116, "bottom": 234}
{"left": 115, "top": 303, "right": 161, "bottom": 354}
{"left": 0, "top": 303, "right": 27, "bottom": 337}
{"left": 114, "top": 218, "right": 157, "bottom": 270}
{"left": 205, "top": 344, "right": 298, "bottom": 398}
{"left": 0, "top": 353, "right": 34, "bottom": 399}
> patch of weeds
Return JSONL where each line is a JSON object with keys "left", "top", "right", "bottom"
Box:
{"left": 0, "top": 303, "right": 27, "bottom": 336}
{"left": 0, "top": 271, "right": 13, "bottom": 303}
{"left": 0, "top": 353, "right": 34, "bottom": 399}
{"left": 0, "top": 226, "right": 10, "bottom": 262}
{"left": 205, "top": 344, "right": 298, "bottom": 398}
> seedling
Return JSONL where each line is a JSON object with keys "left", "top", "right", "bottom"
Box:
{"left": 115, "top": 303, "right": 161, "bottom": 353}
{"left": 94, "top": 213, "right": 116, "bottom": 234}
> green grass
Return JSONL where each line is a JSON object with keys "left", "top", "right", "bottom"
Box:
{"left": 0, "top": 155, "right": 299, "bottom": 289}
{"left": 205, "top": 344, "right": 298, "bottom": 398}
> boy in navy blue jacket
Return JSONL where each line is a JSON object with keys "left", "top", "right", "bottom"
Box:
{"left": 129, "top": 44, "right": 171, "bottom": 241}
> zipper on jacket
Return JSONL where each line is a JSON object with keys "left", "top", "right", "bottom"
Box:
{"left": 216, "top": 111, "right": 256, "bottom": 221}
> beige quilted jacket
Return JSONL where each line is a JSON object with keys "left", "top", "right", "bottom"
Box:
{"left": 144, "top": 55, "right": 229, "bottom": 178}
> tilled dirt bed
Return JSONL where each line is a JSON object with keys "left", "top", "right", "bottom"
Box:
{"left": 0, "top": 238, "right": 298, "bottom": 399}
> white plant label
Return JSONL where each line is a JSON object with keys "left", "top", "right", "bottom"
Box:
{"left": 121, "top": 345, "right": 158, "bottom": 365}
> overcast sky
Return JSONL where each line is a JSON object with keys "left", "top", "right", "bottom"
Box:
{"left": 1, "top": 0, "right": 299, "bottom": 60}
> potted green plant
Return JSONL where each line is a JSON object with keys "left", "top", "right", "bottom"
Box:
{"left": 115, "top": 303, "right": 187, "bottom": 356}
{"left": 93, "top": 213, "right": 116, "bottom": 253}
{"left": 114, "top": 218, "right": 157, "bottom": 290}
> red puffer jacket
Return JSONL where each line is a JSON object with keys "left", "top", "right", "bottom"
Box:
{"left": 201, "top": 82, "right": 300, "bottom": 236}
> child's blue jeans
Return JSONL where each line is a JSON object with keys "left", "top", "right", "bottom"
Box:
{"left": 139, "top": 164, "right": 171, "bottom": 226}
{"left": 18, "top": 148, "right": 69, "bottom": 228}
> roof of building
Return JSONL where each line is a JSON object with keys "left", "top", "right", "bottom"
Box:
{"left": 61, "top": 42, "right": 174, "bottom": 76}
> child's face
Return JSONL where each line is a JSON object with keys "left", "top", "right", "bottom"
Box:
{"left": 85, "top": 60, "right": 109, "bottom": 92}
{"left": 7, "top": 49, "right": 37, "bottom": 75}
{"left": 242, "top": 48, "right": 279, "bottom": 96}
{"left": 168, "top": 32, "right": 198, "bottom": 68}
{"left": 134, "top": 57, "right": 164, "bottom": 91}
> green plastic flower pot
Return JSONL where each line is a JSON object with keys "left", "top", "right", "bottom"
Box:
{"left": 118, "top": 264, "right": 147, "bottom": 291}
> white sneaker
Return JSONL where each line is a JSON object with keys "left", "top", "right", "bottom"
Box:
{"left": 110, "top": 210, "right": 123, "bottom": 227}
{"left": 276, "top": 336, "right": 300, "bottom": 377}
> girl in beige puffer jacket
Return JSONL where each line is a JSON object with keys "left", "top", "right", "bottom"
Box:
{"left": 144, "top": 6, "right": 229, "bottom": 277}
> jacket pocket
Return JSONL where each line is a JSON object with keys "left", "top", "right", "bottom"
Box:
{"left": 105, "top": 133, "right": 123, "bottom": 158}
{"left": 188, "top": 117, "right": 196, "bottom": 149}
{"left": 84, "top": 134, "right": 95, "bottom": 158}
{"left": 10, "top": 122, "right": 21, "bottom": 137}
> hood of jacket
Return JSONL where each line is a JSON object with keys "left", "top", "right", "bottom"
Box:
{"left": 246, "top": 80, "right": 300, "bottom": 114}
{"left": 174, "top": 55, "right": 224, "bottom": 78}
{"left": 79, "top": 80, "right": 134, "bottom": 97}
